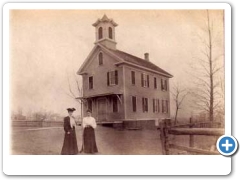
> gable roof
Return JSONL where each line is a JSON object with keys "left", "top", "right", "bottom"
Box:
{"left": 77, "top": 44, "right": 173, "bottom": 78}
{"left": 106, "top": 48, "right": 173, "bottom": 77}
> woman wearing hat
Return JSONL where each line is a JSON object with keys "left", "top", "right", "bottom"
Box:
{"left": 61, "top": 108, "right": 79, "bottom": 155}
{"left": 81, "top": 109, "right": 98, "bottom": 154}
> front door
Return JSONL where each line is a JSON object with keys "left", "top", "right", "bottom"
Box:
{"left": 97, "top": 98, "right": 107, "bottom": 122}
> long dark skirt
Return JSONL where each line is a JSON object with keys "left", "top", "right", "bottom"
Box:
{"left": 61, "top": 127, "right": 79, "bottom": 155}
{"left": 83, "top": 126, "right": 98, "bottom": 153}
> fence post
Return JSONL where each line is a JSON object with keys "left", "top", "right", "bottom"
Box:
{"left": 189, "top": 117, "right": 194, "bottom": 148}
{"left": 159, "top": 118, "right": 171, "bottom": 155}
{"left": 164, "top": 119, "right": 171, "bottom": 155}
{"left": 159, "top": 120, "right": 166, "bottom": 155}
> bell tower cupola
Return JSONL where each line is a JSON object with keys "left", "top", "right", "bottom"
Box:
{"left": 92, "top": 14, "right": 118, "bottom": 50}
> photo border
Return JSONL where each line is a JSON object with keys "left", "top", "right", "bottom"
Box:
{"left": 3, "top": 2, "right": 231, "bottom": 175}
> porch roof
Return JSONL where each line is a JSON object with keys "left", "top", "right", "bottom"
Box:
{"left": 76, "top": 92, "right": 122, "bottom": 100}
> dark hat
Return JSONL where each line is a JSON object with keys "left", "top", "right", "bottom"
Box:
{"left": 67, "top": 108, "right": 76, "bottom": 112}
{"left": 86, "top": 109, "right": 92, "bottom": 113}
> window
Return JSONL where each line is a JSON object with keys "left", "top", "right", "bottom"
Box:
{"left": 142, "top": 97, "right": 148, "bottom": 112}
{"left": 108, "top": 27, "right": 113, "bottom": 39}
{"left": 89, "top": 76, "right": 93, "bottom": 89}
{"left": 132, "top": 96, "right": 137, "bottom": 112}
{"left": 113, "top": 96, "right": 118, "bottom": 112}
{"left": 166, "top": 100, "right": 169, "bottom": 113}
{"left": 88, "top": 100, "right": 92, "bottom": 112}
{"left": 141, "top": 73, "right": 149, "bottom": 87}
{"left": 161, "top": 79, "right": 168, "bottom": 91}
{"left": 98, "top": 27, "right": 103, "bottom": 39}
{"left": 153, "top": 99, "right": 160, "bottom": 113}
{"left": 99, "top": 52, "right": 103, "bottom": 65}
{"left": 131, "top": 71, "right": 135, "bottom": 85}
{"left": 154, "top": 77, "right": 157, "bottom": 89}
{"left": 162, "top": 100, "right": 169, "bottom": 113}
{"left": 165, "top": 80, "right": 168, "bottom": 91}
{"left": 107, "top": 70, "right": 118, "bottom": 86}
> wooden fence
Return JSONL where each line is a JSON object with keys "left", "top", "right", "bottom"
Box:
{"left": 159, "top": 118, "right": 224, "bottom": 155}
{"left": 11, "top": 120, "right": 64, "bottom": 127}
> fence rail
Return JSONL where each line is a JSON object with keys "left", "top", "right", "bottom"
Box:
{"left": 159, "top": 118, "right": 224, "bottom": 155}
{"left": 11, "top": 120, "right": 64, "bottom": 127}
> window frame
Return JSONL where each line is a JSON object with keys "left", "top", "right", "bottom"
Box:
{"left": 98, "top": 27, "right": 103, "bottom": 40}
{"left": 109, "top": 70, "right": 118, "bottom": 86}
{"left": 98, "top": 52, "right": 103, "bottom": 65}
{"left": 141, "top": 73, "right": 149, "bottom": 88}
{"left": 132, "top": 96, "right": 137, "bottom": 112}
{"left": 153, "top": 98, "right": 160, "bottom": 113}
{"left": 108, "top": 27, "right": 113, "bottom": 39}
{"left": 161, "top": 79, "right": 168, "bottom": 91}
{"left": 131, "top": 71, "right": 135, "bottom": 85}
{"left": 154, "top": 77, "right": 157, "bottom": 89}
{"left": 88, "top": 76, "right": 93, "bottom": 89}
{"left": 142, "top": 97, "right": 148, "bottom": 113}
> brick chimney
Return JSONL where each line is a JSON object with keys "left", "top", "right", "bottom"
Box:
{"left": 144, "top": 53, "right": 149, "bottom": 61}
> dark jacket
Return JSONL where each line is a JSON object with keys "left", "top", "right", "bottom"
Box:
{"left": 61, "top": 116, "right": 78, "bottom": 155}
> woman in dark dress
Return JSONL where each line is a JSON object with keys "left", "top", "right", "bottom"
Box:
{"left": 81, "top": 109, "right": 98, "bottom": 154}
{"left": 61, "top": 108, "right": 79, "bottom": 155}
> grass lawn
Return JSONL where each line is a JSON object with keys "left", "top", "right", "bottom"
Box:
{"left": 11, "top": 126, "right": 218, "bottom": 155}
{"left": 11, "top": 126, "right": 163, "bottom": 155}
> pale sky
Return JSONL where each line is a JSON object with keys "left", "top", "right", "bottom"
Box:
{"left": 10, "top": 10, "right": 224, "bottom": 117}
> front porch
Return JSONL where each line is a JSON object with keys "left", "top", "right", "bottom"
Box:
{"left": 76, "top": 93, "right": 124, "bottom": 122}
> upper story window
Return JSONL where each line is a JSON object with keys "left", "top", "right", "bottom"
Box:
{"left": 131, "top": 71, "right": 135, "bottom": 85}
{"left": 107, "top": 70, "right": 118, "bottom": 86}
{"left": 141, "top": 73, "right": 149, "bottom": 87}
{"left": 154, "top": 77, "right": 157, "bottom": 89}
{"left": 98, "top": 27, "right": 103, "bottom": 40}
{"left": 161, "top": 79, "right": 168, "bottom": 91}
{"left": 99, "top": 52, "right": 103, "bottom": 65}
{"left": 108, "top": 27, "right": 113, "bottom": 39}
{"left": 89, "top": 76, "right": 93, "bottom": 89}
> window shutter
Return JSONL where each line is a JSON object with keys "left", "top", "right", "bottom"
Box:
{"left": 141, "top": 74, "right": 144, "bottom": 87}
{"left": 153, "top": 99, "right": 155, "bottom": 113}
{"left": 142, "top": 97, "right": 145, "bottom": 112}
{"left": 131, "top": 71, "right": 135, "bottom": 85}
{"left": 147, "top": 75, "right": 150, "bottom": 87}
{"left": 166, "top": 100, "right": 169, "bottom": 113}
{"left": 107, "top": 72, "right": 109, "bottom": 86}
{"left": 132, "top": 96, "right": 136, "bottom": 112}
{"left": 157, "top": 99, "right": 160, "bottom": 113}
{"left": 115, "top": 70, "right": 118, "bottom": 85}
{"left": 161, "top": 79, "right": 163, "bottom": 90}
{"left": 146, "top": 98, "right": 148, "bottom": 112}
{"left": 162, "top": 100, "right": 164, "bottom": 113}
{"left": 154, "top": 77, "right": 157, "bottom": 89}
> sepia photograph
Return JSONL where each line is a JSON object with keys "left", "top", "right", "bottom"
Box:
{"left": 9, "top": 9, "right": 225, "bottom": 156}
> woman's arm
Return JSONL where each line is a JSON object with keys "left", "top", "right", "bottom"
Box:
{"left": 82, "top": 117, "right": 86, "bottom": 128}
{"left": 91, "top": 118, "right": 97, "bottom": 129}
{"left": 63, "top": 118, "right": 70, "bottom": 133}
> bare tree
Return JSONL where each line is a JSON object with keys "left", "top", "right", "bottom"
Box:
{"left": 171, "top": 84, "right": 188, "bottom": 125}
{"left": 190, "top": 10, "right": 224, "bottom": 121}
{"left": 64, "top": 72, "right": 85, "bottom": 119}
